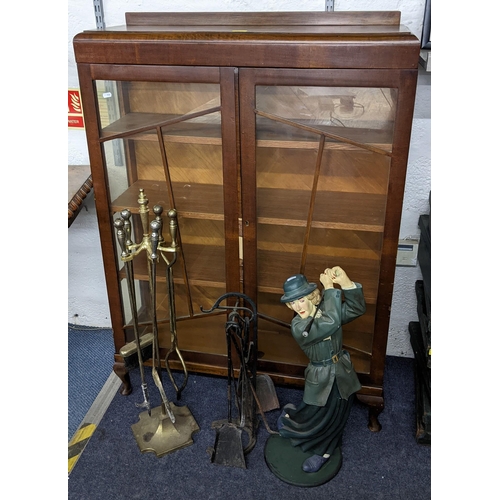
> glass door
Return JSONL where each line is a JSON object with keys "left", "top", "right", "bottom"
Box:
{"left": 240, "top": 69, "right": 398, "bottom": 379}
{"left": 93, "top": 67, "right": 240, "bottom": 358}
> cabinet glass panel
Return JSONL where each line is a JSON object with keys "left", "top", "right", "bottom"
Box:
{"left": 254, "top": 85, "right": 395, "bottom": 374}
{"left": 96, "top": 80, "right": 225, "bottom": 332}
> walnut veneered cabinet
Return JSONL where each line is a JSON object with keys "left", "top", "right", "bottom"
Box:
{"left": 73, "top": 11, "right": 420, "bottom": 430}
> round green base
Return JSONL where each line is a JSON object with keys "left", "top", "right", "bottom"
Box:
{"left": 264, "top": 434, "right": 342, "bottom": 487}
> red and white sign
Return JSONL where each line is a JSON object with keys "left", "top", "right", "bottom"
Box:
{"left": 68, "top": 89, "right": 85, "bottom": 128}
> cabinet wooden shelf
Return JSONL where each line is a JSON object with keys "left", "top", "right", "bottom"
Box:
{"left": 102, "top": 114, "right": 391, "bottom": 152}
{"left": 101, "top": 109, "right": 392, "bottom": 153}
{"left": 257, "top": 189, "right": 386, "bottom": 227}
{"left": 117, "top": 245, "right": 226, "bottom": 288}
{"left": 100, "top": 111, "right": 223, "bottom": 143}
{"left": 255, "top": 114, "right": 393, "bottom": 154}
{"left": 74, "top": 10, "right": 420, "bottom": 431}
{"left": 113, "top": 182, "right": 386, "bottom": 232}
{"left": 112, "top": 181, "right": 225, "bottom": 220}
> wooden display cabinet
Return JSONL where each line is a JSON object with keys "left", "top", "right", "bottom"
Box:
{"left": 73, "top": 11, "right": 420, "bottom": 430}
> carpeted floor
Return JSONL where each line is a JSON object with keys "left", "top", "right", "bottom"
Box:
{"left": 68, "top": 354, "right": 431, "bottom": 499}
{"left": 68, "top": 324, "right": 115, "bottom": 441}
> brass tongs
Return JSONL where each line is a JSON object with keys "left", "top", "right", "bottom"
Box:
{"left": 161, "top": 210, "right": 189, "bottom": 400}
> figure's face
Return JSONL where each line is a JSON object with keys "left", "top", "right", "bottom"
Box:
{"left": 289, "top": 296, "right": 315, "bottom": 319}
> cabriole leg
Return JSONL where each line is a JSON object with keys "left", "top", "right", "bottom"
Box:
{"left": 113, "top": 361, "right": 132, "bottom": 396}
{"left": 356, "top": 393, "right": 384, "bottom": 432}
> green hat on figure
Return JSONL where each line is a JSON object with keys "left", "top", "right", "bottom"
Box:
{"left": 280, "top": 274, "right": 317, "bottom": 303}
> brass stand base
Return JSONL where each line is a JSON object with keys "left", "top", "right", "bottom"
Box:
{"left": 131, "top": 403, "right": 200, "bottom": 457}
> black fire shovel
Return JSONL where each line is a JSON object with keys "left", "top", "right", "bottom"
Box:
{"left": 202, "top": 292, "right": 278, "bottom": 468}
{"left": 211, "top": 321, "right": 246, "bottom": 468}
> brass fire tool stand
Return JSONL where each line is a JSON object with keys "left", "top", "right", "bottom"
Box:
{"left": 114, "top": 189, "right": 199, "bottom": 457}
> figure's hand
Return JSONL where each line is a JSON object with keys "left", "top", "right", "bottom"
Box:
{"left": 326, "top": 266, "right": 355, "bottom": 289}
{"left": 320, "top": 271, "right": 334, "bottom": 289}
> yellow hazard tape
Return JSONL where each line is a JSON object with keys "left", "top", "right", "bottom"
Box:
{"left": 68, "top": 423, "right": 97, "bottom": 474}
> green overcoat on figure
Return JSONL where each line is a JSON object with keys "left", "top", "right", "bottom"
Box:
{"left": 290, "top": 285, "right": 365, "bottom": 406}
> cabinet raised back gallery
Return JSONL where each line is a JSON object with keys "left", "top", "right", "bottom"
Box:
{"left": 73, "top": 11, "right": 420, "bottom": 430}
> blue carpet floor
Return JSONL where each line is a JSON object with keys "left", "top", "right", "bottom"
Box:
{"left": 68, "top": 356, "right": 431, "bottom": 499}
{"left": 68, "top": 324, "right": 115, "bottom": 441}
